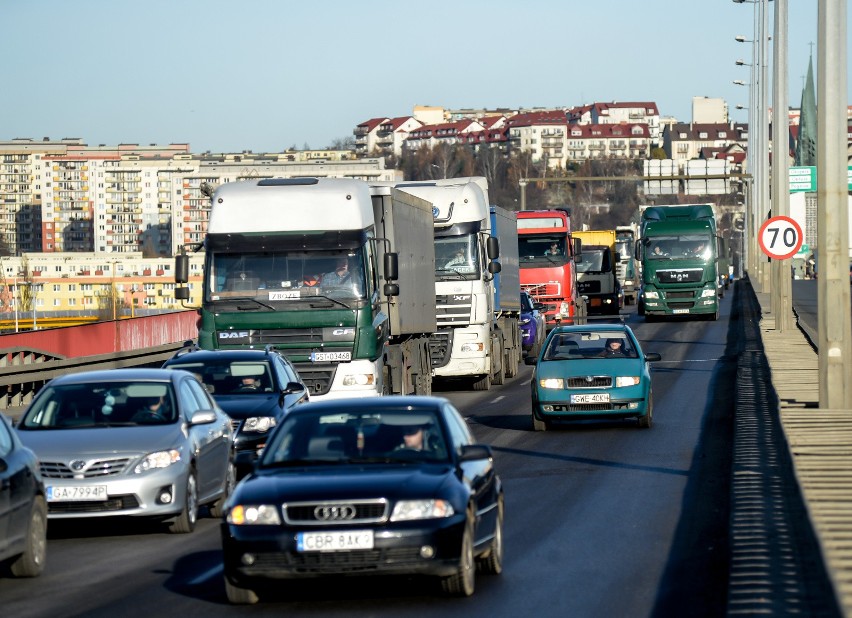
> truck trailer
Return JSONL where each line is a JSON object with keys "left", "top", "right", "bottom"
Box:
{"left": 173, "top": 177, "right": 437, "bottom": 399}
{"left": 379, "top": 178, "right": 521, "bottom": 391}
{"left": 636, "top": 203, "right": 720, "bottom": 320}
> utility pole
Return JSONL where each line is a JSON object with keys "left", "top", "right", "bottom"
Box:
{"left": 771, "top": 0, "right": 794, "bottom": 331}
{"left": 817, "top": 0, "right": 852, "bottom": 407}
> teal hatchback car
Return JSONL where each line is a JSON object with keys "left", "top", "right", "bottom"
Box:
{"left": 526, "top": 324, "right": 661, "bottom": 431}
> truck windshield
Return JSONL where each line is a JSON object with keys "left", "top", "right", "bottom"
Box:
{"left": 576, "top": 247, "right": 610, "bottom": 273}
{"left": 518, "top": 236, "right": 567, "bottom": 265}
{"left": 207, "top": 250, "right": 367, "bottom": 302}
{"left": 435, "top": 235, "right": 480, "bottom": 278}
{"left": 645, "top": 235, "right": 713, "bottom": 260}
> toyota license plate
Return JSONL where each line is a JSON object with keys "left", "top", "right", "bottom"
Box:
{"left": 47, "top": 485, "right": 107, "bottom": 502}
{"left": 570, "top": 393, "right": 610, "bottom": 404}
{"left": 297, "top": 530, "right": 374, "bottom": 552}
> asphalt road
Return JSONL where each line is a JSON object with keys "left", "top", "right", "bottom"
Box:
{"left": 0, "top": 294, "right": 739, "bottom": 618}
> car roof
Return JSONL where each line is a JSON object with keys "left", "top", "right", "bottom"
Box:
{"left": 47, "top": 367, "right": 189, "bottom": 385}
{"left": 286, "top": 396, "right": 452, "bottom": 416}
{"left": 164, "top": 348, "right": 286, "bottom": 363}
{"left": 550, "top": 323, "right": 630, "bottom": 334}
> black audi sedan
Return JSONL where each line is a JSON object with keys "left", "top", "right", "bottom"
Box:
{"left": 163, "top": 346, "right": 310, "bottom": 478}
{"left": 0, "top": 413, "right": 46, "bottom": 577}
{"left": 220, "top": 396, "right": 503, "bottom": 604}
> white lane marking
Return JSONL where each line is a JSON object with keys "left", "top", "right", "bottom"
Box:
{"left": 188, "top": 562, "right": 223, "bottom": 586}
{"left": 492, "top": 395, "right": 506, "bottom": 403}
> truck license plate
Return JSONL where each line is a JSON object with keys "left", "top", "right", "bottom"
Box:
{"left": 311, "top": 351, "right": 351, "bottom": 362}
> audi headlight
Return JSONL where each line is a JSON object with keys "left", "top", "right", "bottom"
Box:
{"left": 342, "top": 373, "right": 375, "bottom": 386}
{"left": 701, "top": 288, "right": 716, "bottom": 298}
{"left": 616, "top": 376, "right": 641, "bottom": 387}
{"left": 390, "top": 499, "right": 455, "bottom": 521}
{"left": 227, "top": 504, "right": 281, "bottom": 525}
{"left": 539, "top": 378, "right": 564, "bottom": 389}
{"left": 643, "top": 290, "right": 659, "bottom": 299}
{"left": 461, "top": 342, "right": 484, "bottom": 353}
{"left": 134, "top": 449, "right": 181, "bottom": 474}
{"left": 243, "top": 416, "right": 277, "bottom": 433}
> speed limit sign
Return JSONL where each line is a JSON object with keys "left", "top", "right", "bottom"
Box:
{"left": 758, "top": 215, "right": 803, "bottom": 260}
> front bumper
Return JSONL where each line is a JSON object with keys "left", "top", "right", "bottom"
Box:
{"left": 533, "top": 388, "right": 649, "bottom": 421}
{"left": 43, "top": 463, "right": 190, "bottom": 520}
{"left": 222, "top": 514, "right": 467, "bottom": 585}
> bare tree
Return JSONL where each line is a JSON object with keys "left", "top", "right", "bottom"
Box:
{"left": 328, "top": 136, "right": 356, "bottom": 150}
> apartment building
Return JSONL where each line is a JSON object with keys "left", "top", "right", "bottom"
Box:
{"left": 662, "top": 122, "right": 749, "bottom": 167}
{"left": 1, "top": 140, "right": 395, "bottom": 258}
{"left": 567, "top": 102, "right": 661, "bottom": 145}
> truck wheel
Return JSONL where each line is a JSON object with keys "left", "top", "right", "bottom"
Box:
{"left": 472, "top": 374, "right": 491, "bottom": 391}
{"left": 505, "top": 346, "right": 518, "bottom": 379}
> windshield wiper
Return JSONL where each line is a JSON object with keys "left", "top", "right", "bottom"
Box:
{"left": 307, "top": 294, "right": 352, "bottom": 310}
{"left": 214, "top": 297, "right": 276, "bottom": 311}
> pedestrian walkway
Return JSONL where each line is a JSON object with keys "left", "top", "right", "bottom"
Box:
{"left": 728, "top": 279, "right": 840, "bottom": 617}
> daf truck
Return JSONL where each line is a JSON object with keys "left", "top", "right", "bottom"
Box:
{"left": 574, "top": 229, "right": 621, "bottom": 315}
{"left": 173, "top": 177, "right": 437, "bottom": 399}
{"left": 636, "top": 203, "right": 720, "bottom": 320}
{"left": 378, "top": 178, "right": 521, "bottom": 391}
{"left": 517, "top": 209, "right": 585, "bottom": 329}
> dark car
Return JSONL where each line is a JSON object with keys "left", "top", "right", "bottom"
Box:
{"left": 15, "top": 368, "right": 234, "bottom": 533}
{"left": 221, "top": 396, "right": 503, "bottom": 604}
{"left": 520, "top": 291, "right": 546, "bottom": 357}
{"left": 162, "top": 346, "right": 310, "bottom": 478}
{"left": 0, "top": 413, "right": 46, "bottom": 577}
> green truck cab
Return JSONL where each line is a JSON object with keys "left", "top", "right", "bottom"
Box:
{"left": 636, "top": 204, "right": 720, "bottom": 321}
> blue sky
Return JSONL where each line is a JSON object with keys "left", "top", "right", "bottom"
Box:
{"left": 1, "top": 0, "right": 842, "bottom": 153}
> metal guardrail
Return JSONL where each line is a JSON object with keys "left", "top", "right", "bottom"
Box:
{"left": 0, "top": 342, "right": 188, "bottom": 420}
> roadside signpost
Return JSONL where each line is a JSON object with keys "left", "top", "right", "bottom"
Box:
{"left": 758, "top": 215, "right": 803, "bottom": 260}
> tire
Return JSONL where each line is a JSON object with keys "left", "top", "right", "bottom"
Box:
{"left": 169, "top": 471, "right": 198, "bottom": 534}
{"left": 492, "top": 335, "right": 505, "bottom": 386}
{"left": 441, "top": 511, "right": 476, "bottom": 597}
{"left": 638, "top": 394, "right": 653, "bottom": 429}
{"left": 476, "top": 496, "right": 504, "bottom": 575}
{"left": 225, "top": 576, "right": 259, "bottom": 605}
{"left": 9, "top": 496, "right": 47, "bottom": 577}
{"left": 504, "top": 346, "right": 518, "bottom": 379}
{"left": 472, "top": 373, "right": 491, "bottom": 391}
{"left": 210, "top": 461, "right": 236, "bottom": 519}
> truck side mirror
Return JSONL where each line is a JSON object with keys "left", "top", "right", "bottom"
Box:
{"left": 383, "top": 283, "right": 400, "bottom": 297}
{"left": 175, "top": 287, "right": 190, "bottom": 301}
{"left": 384, "top": 252, "right": 399, "bottom": 281}
{"left": 573, "top": 237, "right": 582, "bottom": 256}
{"left": 487, "top": 261, "right": 502, "bottom": 274}
{"left": 175, "top": 249, "right": 189, "bottom": 284}
{"left": 487, "top": 236, "right": 500, "bottom": 259}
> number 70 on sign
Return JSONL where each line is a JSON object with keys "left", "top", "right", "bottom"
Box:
{"left": 758, "top": 215, "right": 804, "bottom": 260}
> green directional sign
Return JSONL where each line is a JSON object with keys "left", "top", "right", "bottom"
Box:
{"left": 789, "top": 166, "right": 852, "bottom": 192}
{"left": 789, "top": 166, "right": 816, "bottom": 192}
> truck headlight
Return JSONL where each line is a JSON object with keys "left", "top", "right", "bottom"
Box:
{"left": 643, "top": 290, "right": 659, "bottom": 299}
{"left": 616, "top": 376, "right": 640, "bottom": 387}
{"left": 461, "top": 343, "right": 484, "bottom": 353}
{"left": 701, "top": 288, "right": 716, "bottom": 298}
{"left": 539, "top": 378, "right": 564, "bottom": 389}
{"left": 342, "top": 373, "right": 375, "bottom": 386}
{"left": 228, "top": 504, "right": 281, "bottom": 525}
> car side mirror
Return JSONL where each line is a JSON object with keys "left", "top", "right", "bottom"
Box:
{"left": 524, "top": 356, "right": 538, "bottom": 365}
{"left": 189, "top": 410, "right": 217, "bottom": 425}
{"left": 459, "top": 444, "right": 492, "bottom": 462}
{"left": 645, "top": 352, "right": 662, "bottom": 362}
{"left": 282, "top": 381, "right": 306, "bottom": 395}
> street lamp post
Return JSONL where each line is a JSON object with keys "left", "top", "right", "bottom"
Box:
{"left": 13, "top": 276, "right": 18, "bottom": 333}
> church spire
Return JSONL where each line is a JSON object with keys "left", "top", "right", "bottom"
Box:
{"left": 795, "top": 52, "right": 817, "bottom": 166}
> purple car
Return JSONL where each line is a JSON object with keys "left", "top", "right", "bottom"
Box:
{"left": 521, "top": 291, "right": 546, "bottom": 357}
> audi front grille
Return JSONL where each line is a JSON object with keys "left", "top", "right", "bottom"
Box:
{"left": 282, "top": 499, "right": 389, "bottom": 525}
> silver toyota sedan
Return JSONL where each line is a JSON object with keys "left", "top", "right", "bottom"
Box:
{"left": 15, "top": 368, "right": 235, "bottom": 533}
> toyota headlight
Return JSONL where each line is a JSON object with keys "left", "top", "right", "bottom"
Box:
{"left": 390, "top": 499, "right": 455, "bottom": 521}
{"left": 227, "top": 504, "right": 281, "bottom": 525}
{"left": 616, "top": 376, "right": 641, "bottom": 387}
{"left": 539, "top": 378, "right": 564, "bottom": 389}
{"left": 134, "top": 449, "right": 181, "bottom": 474}
{"left": 243, "top": 416, "right": 277, "bottom": 433}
